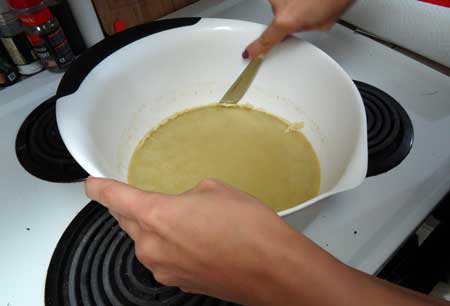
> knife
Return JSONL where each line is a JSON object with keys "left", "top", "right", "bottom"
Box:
{"left": 219, "top": 55, "right": 264, "bottom": 104}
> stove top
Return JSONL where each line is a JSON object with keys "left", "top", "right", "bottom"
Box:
{"left": 355, "top": 81, "right": 414, "bottom": 177}
{"left": 46, "top": 202, "right": 239, "bottom": 306}
{"left": 2, "top": 0, "right": 450, "bottom": 305}
{"left": 15, "top": 97, "right": 88, "bottom": 183}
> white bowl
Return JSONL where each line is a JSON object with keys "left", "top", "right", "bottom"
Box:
{"left": 57, "top": 18, "right": 367, "bottom": 217}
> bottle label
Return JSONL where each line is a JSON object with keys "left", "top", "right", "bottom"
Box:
{"left": 53, "top": 41, "right": 73, "bottom": 65}
{"left": 47, "top": 27, "right": 65, "bottom": 47}
{"left": 27, "top": 34, "right": 58, "bottom": 68}
{"left": 7, "top": 71, "right": 18, "bottom": 82}
{"left": 27, "top": 29, "right": 73, "bottom": 69}
{"left": 0, "top": 55, "right": 18, "bottom": 86}
{"left": 47, "top": 27, "right": 73, "bottom": 66}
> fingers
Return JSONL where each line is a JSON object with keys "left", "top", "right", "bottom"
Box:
{"left": 180, "top": 287, "right": 195, "bottom": 294}
{"left": 110, "top": 210, "right": 141, "bottom": 241}
{"left": 244, "top": 20, "right": 289, "bottom": 59}
{"left": 317, "top": 21, "right": 334, "bottom": 32}
{"left": 85, "top": 176, "right": 163, "bottom": 220}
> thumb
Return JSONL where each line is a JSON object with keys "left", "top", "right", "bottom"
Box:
{"left": 85, "top": 176, "right": 165, "bottom": 220}
{"left": 244, "top": 21, "right": 289, "bottom": 59}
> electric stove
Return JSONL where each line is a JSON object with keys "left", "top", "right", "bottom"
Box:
{"left": 1, "top": 1, "right": 450, "bottom": 305}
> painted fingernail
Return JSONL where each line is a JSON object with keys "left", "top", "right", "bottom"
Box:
{"left": 242, "top": 49, "right": 249, "bottom": 59}
{"left": 282, "top": 35, "right": 291, "bottom": 42}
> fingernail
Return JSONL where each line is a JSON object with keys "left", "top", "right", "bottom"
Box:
{"left": 242, "top": 49, "right": 249, "bottom": 59}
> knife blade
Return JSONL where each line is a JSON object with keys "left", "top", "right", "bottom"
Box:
{"left": 219, "top": 55, "right": 264, "bottom": 104}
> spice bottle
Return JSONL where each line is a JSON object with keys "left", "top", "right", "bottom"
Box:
{"left": 44, "top": 0, "right": 85, "bottom": 55}
{"left": 0, "top": 46, "right": 19, "bottom": 87}
{"left": 0, "top": 0, "right": 42, "bottom": 75}
{"left": 7, "top": 0, "right": 74, "bottom": 72}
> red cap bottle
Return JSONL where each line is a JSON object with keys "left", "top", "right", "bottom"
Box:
{"left": 6, "top": 0, "right": 42, "bottom": 10}
{"left": 6, "top": 0, "right": 74, "bottom": 71}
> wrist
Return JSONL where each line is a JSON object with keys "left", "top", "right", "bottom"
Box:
{"left": 253, "top": 228, "right": 348, "bottom": 306}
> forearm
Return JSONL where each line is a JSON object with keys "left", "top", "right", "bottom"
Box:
{"left": 86, "top": 177, "right": 449, "bottom": 306}
{"left": 252, "top": 230, "right": 449, "bottom": 306}
{"left": 352, "top": 273, "right": 449, "bottom": 306}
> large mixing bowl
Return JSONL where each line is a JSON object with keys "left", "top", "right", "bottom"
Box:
{"left": 56, "top": 18, "right": 367, "bottom": 217}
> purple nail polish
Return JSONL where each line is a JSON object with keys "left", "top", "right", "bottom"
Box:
{"left": 282, "top": 35, "right": 291, "bottom": 42}
{"left": 242, "top": 50, "right": 249, "bottom": 59}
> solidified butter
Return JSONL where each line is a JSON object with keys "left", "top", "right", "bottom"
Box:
{"left": 128, "top": 104, "right": 320, "bottom": 212}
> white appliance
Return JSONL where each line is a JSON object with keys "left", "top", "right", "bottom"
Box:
{"left": 343, "top": 0, "right": 450, "bottom": 67}
{"left": 1, "top": 0, "right": 450, "bottom": 305}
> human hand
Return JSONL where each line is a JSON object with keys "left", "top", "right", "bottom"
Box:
{"left": 85, "top": 176, "right": 447, "bottom": 306}
{"left": 85, "top": 177, "right": 306, "bottom": 306}
{"left": 244, "top": 0, "right": 355, "bottom": 59}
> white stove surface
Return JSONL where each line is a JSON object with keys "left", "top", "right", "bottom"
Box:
{"left": 1, "top": 0, "right": 450, "bottom": 305}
